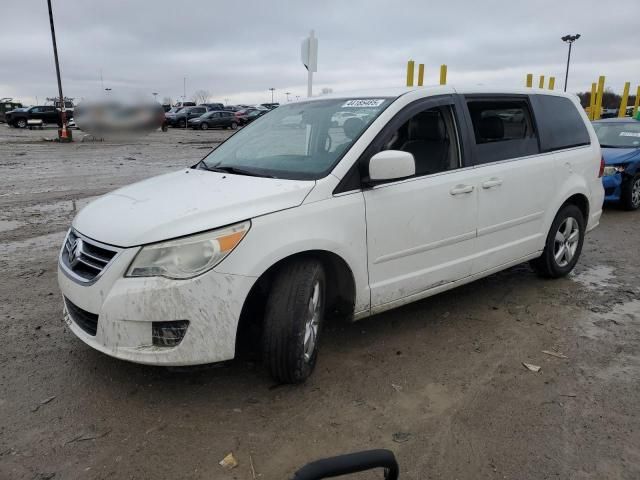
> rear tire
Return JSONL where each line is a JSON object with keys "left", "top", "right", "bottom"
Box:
{"left": 621, "top": 174, "right": 640, "bottom": 211}
{"left": 530, "top": 204, "right": 585, "bottom": 278}
{"left": 262, "top": 259, "right": 326, "bottom": 384}
{"left": 231, "top": 122, "right": 238, "bottom": 130}
{"left": 178, "top": 119, "right": 186, "bottom": 128}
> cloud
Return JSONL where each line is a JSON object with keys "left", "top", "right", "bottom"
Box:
{"left": 1, "top": 0, "right": 638, "bottom": 105}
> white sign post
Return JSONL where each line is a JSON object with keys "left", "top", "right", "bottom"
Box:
{"left": 301, "top": 30, "right": 318, "bottom": 98}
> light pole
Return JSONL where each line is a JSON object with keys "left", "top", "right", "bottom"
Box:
{"left": 269, "top": 87, "right": 275, "bottom": 104}
{"left": 47, "top": 0, "right": 70, "bottom": 141}
{"left": 105, "top": 88, "right": 112, "bottom": 94}
{"left": 285, "top": 92, "right": 291, "bottom": 102}
{"left": 152, "top": 92, "right": 158, "bottom": 102}
{"left": 561, "top": 34, "right": 580, "bottom": 92}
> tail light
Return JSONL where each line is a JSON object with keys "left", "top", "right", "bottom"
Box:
{"left": 598, "top": 156, "right": 605, "bottom": 178}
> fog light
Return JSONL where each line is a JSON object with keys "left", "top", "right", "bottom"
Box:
{"left": 152, "top": 320, "right": 189, "bottom": 347}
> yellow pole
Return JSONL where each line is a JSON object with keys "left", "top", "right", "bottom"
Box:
{"left": 406, "top": 60, "right": 415, "bottom": 87}
{"left": 526, "top": 73, "right": 533, "bottom": 88}
{"left": 633, "top": 86, "right": 640, "bottom": 118}
{"left": 618, "top": 82, "right": 630, "bottom": 118}
{"left": 417, "top": 64, "right": 424, "bottom": 87}
{"left": 548, "top": 77, "right": 555, "bottom": 90}
{"left": 589, "top": 82, "right": 597, "bottom": 120}
{"left": 439, "top": 64, "right": 447, "bottom": 85}
{"left": 538, "top": 75, "right": 545, "bottom": 89}
{"left": 594, "top": 75, "right": 605, "bottom": 120}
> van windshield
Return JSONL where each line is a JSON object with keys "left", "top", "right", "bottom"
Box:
{"left": 199, "top": 97, "right": 393, "bottom": 180}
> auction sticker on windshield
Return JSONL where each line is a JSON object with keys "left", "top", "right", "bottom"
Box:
{"left": 342, "top": 99, "right": 385, "bottom": 108}
{"left": 620, "top": 132, "right": 640, "bottom": 137}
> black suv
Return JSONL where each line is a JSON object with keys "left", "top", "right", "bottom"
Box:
{"left": 165, "top": 106, "right": 208, "bottom": 127}
{"left": 6, "top": 105, "right": 66, "bottom": 128}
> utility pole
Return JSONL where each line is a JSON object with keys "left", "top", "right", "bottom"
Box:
{"left": 47, "top": 0, "right": 70, "bottom": 141}
{"left": 561, "top": 34, "right": 581, "bottom": 92}
{"left": 285, "top": 92, "right": 291, "bottom": 102}
{"left": 301, "top": 30, "right": 318, "bottom": 97}
{"left": 269, "top": 87, "right": 275, "bottom": 104}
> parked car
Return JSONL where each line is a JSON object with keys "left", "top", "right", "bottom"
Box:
{"left": 0, "top": 99, "right": 23, "bottom": 123}
{"left": 234, "top": 108, "right": 254, "bottom": 125}
{"left": 261, "top": 103, "right": 280, "bottom": 110}
{"left": 593, "top": 117, "right": 640, "bottom": 209}
{"left": 601, "top": 108, "right": 618, "bottom": 119}
{"left": 223, "top": 105, "right": 243, "bottom": 112}
{"left": 58, "top": 87, "right": 603, "bottom": 383}
{"left": 6, "top": 105, "right": 65, "bottom": 128}
{"left": 244, "top": 109, "right": 268, "bottom": 124}
{"left": 188, "top": 110, "right": 238, "bottom": 130}
{"left": 200, "top": 102, "right": 224, "bottom": 111}
{"left": 165, "top": 106, "right": 208, "bottom": 127}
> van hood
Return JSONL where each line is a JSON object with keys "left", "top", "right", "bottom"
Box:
{"left": 73, "top": 169, "right": 315, "bottom": 247}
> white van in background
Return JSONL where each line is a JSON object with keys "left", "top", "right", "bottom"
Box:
{"left": 58, "top": 86, "right": 604, "bottom": 383}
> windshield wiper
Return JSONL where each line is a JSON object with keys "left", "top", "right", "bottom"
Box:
{"left": 599, "top": 144, "right": 626, "bottom": 149}
{"left": 198, "top": 163, "right": 275, "bottom": 178}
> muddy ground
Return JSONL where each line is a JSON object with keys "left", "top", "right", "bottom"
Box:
{"left": 1, "top": 126, "right": 639, "bottom": 480}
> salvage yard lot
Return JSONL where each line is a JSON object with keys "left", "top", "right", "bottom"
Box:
{"left": 1, "top": 127, "right": 639, "bottom": 479}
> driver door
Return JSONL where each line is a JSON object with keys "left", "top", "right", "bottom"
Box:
{"left": 362, "top": 96, "right": 480, "bottom": 310}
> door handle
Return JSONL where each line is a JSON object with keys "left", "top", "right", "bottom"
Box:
{"left": 449, "top": 184, "right": 474, "bottom": 195}
{"left": 482, "top": 178, "right": 503, "bottom": 189}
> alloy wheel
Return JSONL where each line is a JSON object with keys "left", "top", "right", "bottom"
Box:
{"left": 632, "top": 178, "right": 640, "bottom": 208}
{"left": 554, "top": 217, "right": 580, "bottom": 267}
{"left": 303, "top": 281, "right": 321, "bottom": 362}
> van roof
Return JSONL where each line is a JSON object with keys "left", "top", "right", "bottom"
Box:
{"left": 298, "top": 85, "right": 578, "bottom": 102}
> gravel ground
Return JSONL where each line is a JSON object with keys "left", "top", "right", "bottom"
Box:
{"left": 1, "top": 126, "right": 639, "bottom": 480}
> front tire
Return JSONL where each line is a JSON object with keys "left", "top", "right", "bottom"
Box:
{"left": 262, "top": 259, "right": 326, "bottom": 383}
{"left": 178, "top": 119, "right": 186, "bottom": 128}
{"left": 621, "top": 174, "right": 640, "bottom": 210}
{"left": 230, "top": 122, "right": 238, "bottom": 130}
{"left": 200, "top": 123, "right": 209, "bottom": 130}
{"left": 16, "top": 118, "right": 27, "bottom": 128}
{"left": 530, "top": 204, "right": 585, "bottom": 278}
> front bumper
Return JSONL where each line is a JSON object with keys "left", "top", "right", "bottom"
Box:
{"left": 58, "top": 240, "right": 256, "bottom": 366}
{"left": 602, "top": 173, "right": 623, "bottom": 202}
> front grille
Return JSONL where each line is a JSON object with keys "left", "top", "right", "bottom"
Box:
{"left": 64, "top": 297, "right": 99, "bottom": 336}
{"left": 60, "top": 230, "right": 119, "bottom": 283}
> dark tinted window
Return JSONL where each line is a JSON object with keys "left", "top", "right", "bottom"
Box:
{"left": 531, "top": 95, "right": 590, "bottom": 151}
{"left": 466, "top": 98, "right": 539, "bottom": 163}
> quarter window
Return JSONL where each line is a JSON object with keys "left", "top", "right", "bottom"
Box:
{"left": 531, "top": 95, "right": 590, "bottom": 151}
{"left": 467, "top": 99, "right": 539, "bottom": 163}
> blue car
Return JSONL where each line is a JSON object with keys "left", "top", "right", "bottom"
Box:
{"left": 593, "top": 118, "right": 640, "bottom": 210}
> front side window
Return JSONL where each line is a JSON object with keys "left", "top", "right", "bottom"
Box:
{"left": 200, "top": 98, "right": 394, "bottom": 180}
{"left": 377, "top": 105, "right": 461, "bottom": 177}
{"left": 467, "top": 98, "right": 539, "bottom": 163}
{"left": 593, "top": 122, "right": 640, "bottom": 148}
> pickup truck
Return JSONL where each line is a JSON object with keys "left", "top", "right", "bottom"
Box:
{"left": 6, "top": 105, "right": 72, "bottom": 128}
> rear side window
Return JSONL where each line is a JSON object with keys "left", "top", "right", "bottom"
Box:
{"left": 530, "top": 95, "right": 590, "bottom": 152}
{"left": 466, "top": 98, "right": 539, "bottom": 164}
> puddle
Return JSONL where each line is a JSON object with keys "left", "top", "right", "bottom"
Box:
{"left": 580, "top": 299, "right": 640, "bottom": 341}
{"left": 0, "top": 220, "right": 25, "bottom": 233}
{"left": 571, "top": 265, "right": 617, "bottom": 290}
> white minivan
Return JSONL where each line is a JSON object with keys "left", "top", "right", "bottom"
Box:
{"left": 58, "top": 86, "right": 604, "bottom": 382}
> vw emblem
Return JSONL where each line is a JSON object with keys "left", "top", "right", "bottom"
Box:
{"left": 68, "top": 238, "right": 83, "bottom": 266}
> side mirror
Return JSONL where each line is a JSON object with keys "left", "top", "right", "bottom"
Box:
{"left": 368, "top": 150, "right": 415, "bottom": 183}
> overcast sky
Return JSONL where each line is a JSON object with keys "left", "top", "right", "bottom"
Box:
{"left": 1, "top": 0, "right": 639, "bottom": 106}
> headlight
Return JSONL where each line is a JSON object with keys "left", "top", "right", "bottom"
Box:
{"left": 126, "top": 221, "right": 250, "bottom": 279}
{"left": 602, "top": 165, "right": 625, "bottom": 176}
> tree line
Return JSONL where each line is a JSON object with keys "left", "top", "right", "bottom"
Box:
{"left": 576, "top": 88, "right": 637, "bottom": 109}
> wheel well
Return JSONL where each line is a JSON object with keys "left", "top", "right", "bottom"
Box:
{"left": 234, "top": 251, "right": 357, "bottom": 358}
{"left": 562, "top": 193, "right": 589, "bottom": 222}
